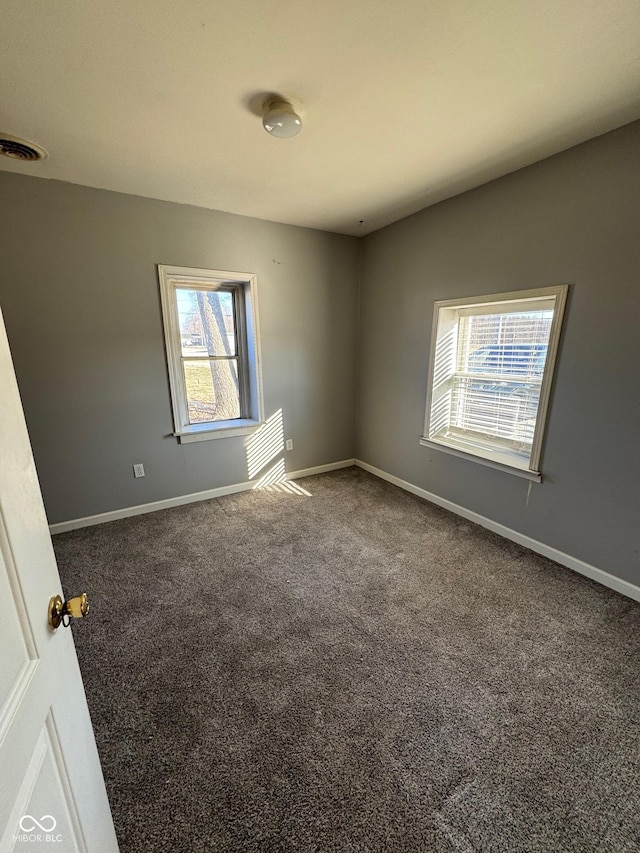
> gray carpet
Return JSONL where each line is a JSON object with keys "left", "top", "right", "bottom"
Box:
{"left": 53, "top": 467, "right": 640, "bottom": 852}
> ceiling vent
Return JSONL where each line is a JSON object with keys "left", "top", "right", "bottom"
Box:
{"left": 0, "top": 134, "right": 48, "bottom": 161}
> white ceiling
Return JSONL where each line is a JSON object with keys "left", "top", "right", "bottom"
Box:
{"left": 2, "top": 0, "right": 640, "bottom": 236}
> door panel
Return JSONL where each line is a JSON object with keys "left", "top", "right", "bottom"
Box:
{"left": 3, "top": 720, "right": 83, "bottom": 852}
{"left": 0, "top": 511, "right": 37, "bottom": 742}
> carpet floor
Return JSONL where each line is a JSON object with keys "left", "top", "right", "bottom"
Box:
{"left": 53, "top": 467, "right": 640, "bottom": 852}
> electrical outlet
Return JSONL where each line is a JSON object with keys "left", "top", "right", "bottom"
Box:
{"left": 285, "top": 439, "right": 293, "bottom": 451}
{"left": 133, "top": 463, "right": 145, "bottom": 478}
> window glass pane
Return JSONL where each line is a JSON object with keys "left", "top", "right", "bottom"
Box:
{"left": 177, "top": 289, "right": 236, "bottom": 357}
{"left": 460, "top": 310, "right": 553, "bottom": 379}
{"left": 448, "top": 309, "right": 552, "bottom": 448}
{"left": 451, "top": 377, "right": 540, "bottom": 449}
{"left": 183, "top": 359, "right": 240, "bottom": 423}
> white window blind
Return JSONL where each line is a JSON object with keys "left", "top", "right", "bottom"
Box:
{"left": 422, "top": 286, "right": 568, "bottom": 478}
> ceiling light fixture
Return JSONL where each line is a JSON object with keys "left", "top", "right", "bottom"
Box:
{"left": 262, "top": 97, "right": 302, "bottom": 139}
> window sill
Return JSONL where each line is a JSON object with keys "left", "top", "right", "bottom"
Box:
{"left": 419, "top": 435, "right": 542, "bottom": 482}
{"left": 174, "top": 419, "right": 263, "bottom": 444}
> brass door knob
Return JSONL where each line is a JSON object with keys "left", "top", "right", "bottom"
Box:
{"left": 48, "top": 593, "right": 89, "bottom": 629}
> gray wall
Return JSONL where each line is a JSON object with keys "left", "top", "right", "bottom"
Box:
{"left": 0, "top": 174, "right": 359, "bottom": 523}
{"left": 356, "top": 120, "right": 640, "bottom": 586}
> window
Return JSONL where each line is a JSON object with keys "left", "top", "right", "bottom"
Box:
{"left": 158, "top": 265, "right": 263, "bottom": 443}
{"left": 421, "top": 285, "right": 568, "bottom": 480}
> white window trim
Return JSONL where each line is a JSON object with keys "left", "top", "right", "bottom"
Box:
{"left": 421, "top": 285, "right": 569, "bottom": 480}
{"left": 158, "top": 265, "right": 264, "bottom": 443}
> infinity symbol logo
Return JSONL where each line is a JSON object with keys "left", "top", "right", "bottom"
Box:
{"left": 19, "top": 815, "right": 57, "bottom": 832}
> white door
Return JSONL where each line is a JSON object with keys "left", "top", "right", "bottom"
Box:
{"left": 0, "top": 308, "right": 119, "bottom": 853}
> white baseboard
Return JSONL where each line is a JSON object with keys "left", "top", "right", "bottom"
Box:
{"left": 355, "top": 459, "right": 640, "bottom": 604}
{"left": 49, "top": 458, "right": 355, "bottom": 535}
{"left": 287, "top": 459, "right": 355, "bottom": 479}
